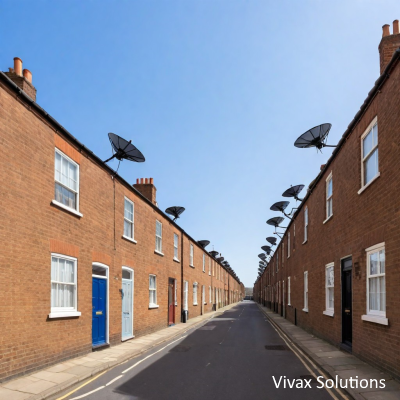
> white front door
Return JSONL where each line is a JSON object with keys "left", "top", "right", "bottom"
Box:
{"left": 122, "top": 268, "right": 134, "bottom": 340}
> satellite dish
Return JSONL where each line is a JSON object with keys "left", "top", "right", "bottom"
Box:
{"left": 209, "top": 250, "right": 219, "bottom": 258}
{"left": 267, "top": 217, "right": 285, "bottom": 227}
{"left": 294, "top": 123, "right": 336, "bottom": 151}
{"left": 261, "top": 245, "right": 271, "bottom": 252}
{"left": 104, "top": 133, "right": 145, "bottom": 163}
{"left": 266, "top": 237, "right": 277, "bottom": 246}
{"left": 270, "top": 201, "right": 294, "bottom": 219}
{"left": 216, "top": 257, "right": 224, "bottom": 262}
{"left": 258, "top": 253, "right": 266, "bottom": 260}
{"left": 282, "top": 185, "right": 305, "bottom": 202}
{"left": 165, "top": 206, "right": 185, "bottom": 221}
{"left": 198, "top": 240, "right": 210, "bottom": 248}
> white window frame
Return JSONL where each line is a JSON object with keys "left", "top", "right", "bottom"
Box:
{"left": 155, "top": 220, "right": 163, "bottom": 255}
{"left": 174, "top": 279, "right": 178, "bottom": 306}
{"left": 287, "top": 232, "right": 290, "bottom": 258}
{"left": 149, "top": 274, "right": 158, "bottom": 308}
{"left": 53, "top": 149, "right": 82, "bottom": 217}
{"left": 183, "top": 281, "right": 188, "bottom": 311}
{"left": 209, "top": 258, "right": 211, "bottom": 275}
{"left": 325, "top": 172, "right": 333, "bottom": 221}
{"left": 287, "top": 277, "right": 291, "bottom": 306}
{"left": 193, "top": 282, "right": 198, "bottom": 305}
{"left": 362, "top": 242, "right": 387, "bottom": 325}
{"left": 303, "top": 207, "right": 308, "bottom": 244}
{"left": 359, "top": 116, "right": 379, "bottom": 194}
{"left": 173, "top": 233, "right": 179, "bottom": 261}
{"left": 49, "top": 253, "right": 80, "bottom": 318}
{"left": 203, "top": 285, "right": 206, "bottom": 304}
{"left": 203, "top": 254, "right": 206, "bottom": 273}
{"left": 123, "top": 197, "right": 136, "bottom": 242}
{"left": 323, "top": 263, "right": 334, "bottom": 317}
{"left": 190, "top": 244, "right": 194, "bottom": 267}
{"left": 303, "top": 271, "right": 308, "bottom": 312}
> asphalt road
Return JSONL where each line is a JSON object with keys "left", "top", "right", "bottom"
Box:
{"left": 60, "top": 302, "right": 338, "bottom": 400}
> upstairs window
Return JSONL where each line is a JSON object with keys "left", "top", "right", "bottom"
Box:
{"left": 287, "top": 232, "right": 290, "bottom": 258}
{"left": 326, "top": 172, "right": 333, "bottom": 220}
{"left": 203, "top": 254, "right": 206, "bottom": 272}
{"left": 361, "top": 118, "right": 379, "bottom": 188}
{"left": 54, "top": 149, "right": 79, "bottom": 211}
{"left": 174, "top": 234, "right": 179, "bottom": 260}
{"left": 304, "top": 207, "right": 308, "bottom": 242}
{"left": 123, "top": 198, "right": 134, "bottom": 240}
{"left": 209, "top": 258, "right": 211, "bottom": 275}
{"left": 155, "top": 221, "right": 162, "bottom": 253}
{"left": 190, "top": 244, "right": 194, "bottom": 266}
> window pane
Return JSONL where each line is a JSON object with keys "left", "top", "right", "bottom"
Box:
{"left": 328, "top": 287, "right": 334, "bottom": 309}
{"left": 51, "top": 257, "right": 58, "bottom": 281}
{"left": 68, "top": 163, "right": 77, "bottom": 191}
{"left": 55, "top": 183, "right": 76, "bottom": 209}
{"left": 55, "top": 153, "right": 61, "bottom": 181}
{"left": 372, "top": 124, "right": 378, "bottom": 146}
{"left": 379, "top": 276, "right": 386, "bottom": 311}
{"left": 363, "top": 130, "right": 373, "bottom": 158}
{"left": 379, "top": 249, "right": 385, "bottom": 273}
{"left": 364, "top": 149, "right": 378, "bottom": 184}
{"left": 124, "top": 200, "right": 133, "bottom": 221}
{"left": 149, "top": 276, "right": 156, "bottom": 289}
{"left": 122, "top": 269, "right": 131, "bottom": 279}
{"left": 369, "top": 277, "right": 378, "bottom": 311}
{"left": 327, "top": 179, "right": 332, "bottom": 198}
{"left": 370, "top": 252, "right": 378, "bottom": 275}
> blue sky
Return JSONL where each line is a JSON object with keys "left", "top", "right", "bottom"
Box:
{"left": 1, "top": 1, "right": 399, "bottom": 286}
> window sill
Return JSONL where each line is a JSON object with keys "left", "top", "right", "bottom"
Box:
{"left": 302, "top": 308, "right": 309, "bottom": 313}
{"left": 209, "top": 273, "right": 211, "bottom": 276}
{"left": 302, "top": 240, "right": 307, "bottom": 245}
{"left": 51, "top": 200, "right": 83, "bottom": 218}
{"left": 173, "top": 257, "right": 180, "bottom": 263}
{"left": 154, "top": 250, "right": 164, "bottom": 257}
{"left": 323, "top": 214, "right": 333, "bottom": 225}
{"left": 202, "top": 270, "right": 205, "bottom": 273}
{"left": 361, "top": 314, "right": 388, "bottom": 325}
{"left": 48, "top": 311, "right": 81, "bottom": 318}
{"left": 149, "top": 304, "right": 159, "bottom": 309}
{"left": 358, "top": 172, "right": 380, "bottom": 195}
{"left": 193, "top": 303, "right": 198, "bottom": 306}
{"left": 122, "top": 235, "right": 137, "bottom": 244}
{"left": 323, "top": 310, "right": 334, "bottom": 317}
{"left": 189, "top": 264, "right": 195, "bottom": 268}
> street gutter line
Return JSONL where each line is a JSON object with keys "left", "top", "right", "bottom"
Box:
{"left": 263, "top": 311, "right": 348, "bottom": 400}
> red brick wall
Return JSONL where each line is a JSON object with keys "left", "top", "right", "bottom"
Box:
{"left": 255, "top": 59, "right": 400, "bottom": 379}
{"left": 0, "top": 78, "right": 242, "bottom": 382}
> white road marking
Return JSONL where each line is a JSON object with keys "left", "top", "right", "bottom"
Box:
{"left": 69, "top": 386, "right": 104, "bottom": 400}
{"left": 105, "top": 375, "right": 123, "bottom": 386}
{"left": 122, "top": 335, "right": 187, "bottom": 374}
{"left": 206, "top": 363, "right": 211, "bottom": 367}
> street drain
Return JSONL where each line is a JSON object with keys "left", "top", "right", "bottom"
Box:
{"left": 265, "top": 345, "right": 288, "bottom": 350}
{"left": 170, "top": 345, "right": 191, "bottom": 352}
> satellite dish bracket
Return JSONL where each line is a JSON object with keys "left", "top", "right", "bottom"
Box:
{"left": 104, "top": 140, "right": 132, "bottom": 163}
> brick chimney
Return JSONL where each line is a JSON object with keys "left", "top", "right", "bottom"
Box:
{"left": 4, "top": 57, "right": 37, "bottom": 101}
{"left": 379, "top": 20, "right": 400, "bottom": 74}
{"left": 133, "top": 178, "right": 157, "bottom": 205}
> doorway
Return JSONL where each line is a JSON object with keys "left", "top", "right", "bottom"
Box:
{"left": 92, "top": 263, "right": 109, "bottom": 347}
{"left": 168, "top": 278, "right": 175, "bottom": 325}
{"left": 341, "top": 257, "right": 352, "bottom": 348}
{"left": 122, "top": 267, "right": 134, "bottom": 340}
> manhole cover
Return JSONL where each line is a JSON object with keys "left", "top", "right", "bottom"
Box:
{"left": 170, "top": 345, "right": 191, "bottom": 352}
{"left": 265, "top": 345, "right": 288, "bottom": 350}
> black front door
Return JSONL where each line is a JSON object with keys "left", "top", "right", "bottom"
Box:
{"left": 342, "top": 257, "right": 352, "bottom": 346}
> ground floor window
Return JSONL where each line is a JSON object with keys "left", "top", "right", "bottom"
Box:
{"left": 193, "top": 282, "right": 198, "bottom": 305}
{"left": 324, "top": 263, "right": 334, "bottom": 316}
{"left": 303, "top": 271, "right": 308, "bottom": 312}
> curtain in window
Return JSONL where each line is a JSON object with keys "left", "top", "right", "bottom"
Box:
{"left": 51, "top": 257, "right": 75, "bottom": 309}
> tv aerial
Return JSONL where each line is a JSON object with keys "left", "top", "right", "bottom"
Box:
{"left": 282, "top": 184, "right": 305, "bottom": 202}
{"left": 294, "top": 123, "right": 336, "bottom": 151}
{"left": 209, "top": 250, "right": 219, "bottom": 258}
{"left": 198, "top": 240, "right": 210, "bottom": 249}
{"left": 267, "top": 216, "right": 287, "bottom": 238}
{"left": 104, "top": 133, "right": 145, "bottom": 169}
{"left": 165, "top": 206, "right": 185, "bottom": 221}
{"left": 266, "top": 237, "right": 277, "bottom": 246}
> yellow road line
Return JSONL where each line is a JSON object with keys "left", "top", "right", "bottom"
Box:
{"left": 56, "top": 370, "right": 107, "bottom": 400}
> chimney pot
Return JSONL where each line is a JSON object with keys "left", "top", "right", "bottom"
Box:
{"left": 140, "top": 178, "right": 144, "bottom": 184}
{"left": 136, "top": 178, "right": 139, "bottom": 184}
{"left": 23, "top": 69, "right": 32, "bottom": 83}
{"left": 14, "top": 57, "right": 22, "bottom": 76}
{"left": 150, "top": 178, "right": 154, "bottom": 184}
{"left": 394, "top": 20, "right": 400, "bottom": 35}
{"left": 382, "top": 24, "right": 390, "bottom": 37}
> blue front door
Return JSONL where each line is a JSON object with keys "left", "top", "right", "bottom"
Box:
{"left": 92, "top": 277, "right": 107, "bottom": 346}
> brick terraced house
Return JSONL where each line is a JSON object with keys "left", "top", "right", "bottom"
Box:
{"left": 0, "top": 57, "right": 244, "bottom": 382}
{"left": 254, "top": 21, "right": 400, "bottom": 380}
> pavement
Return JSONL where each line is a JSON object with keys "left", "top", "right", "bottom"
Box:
{"left": 258, "top": 303, "right": 400, "bottom": 400}
{"left": 0, "top": 303, "right": 237, "bottom": 400}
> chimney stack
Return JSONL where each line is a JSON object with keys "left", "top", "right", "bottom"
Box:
{"left": 4, "top": 57, "right": 37, "bottom": 101}
{"left": 379, "top": 20, "right": 400, "bottom": 74}
{"left": 133, "top": 178, "right": 157, "bottom": 205}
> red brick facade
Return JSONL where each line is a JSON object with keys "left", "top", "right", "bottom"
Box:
{"left": 0, "top": 64, "right": 243, "bottom": 382}
{"left": 254, "top": 23, "right": 400, "bottom": 379}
